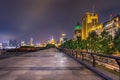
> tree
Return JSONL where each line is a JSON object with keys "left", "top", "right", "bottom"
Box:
{"left": 100, "top": 30, "right": 114, "bottom": 55}
{"left": 114, "top": 28, "right": 120, "bottom": 52}
{"left": 74, "top": 38, "right": 82, "bottom": 50}
{"left": 87, "top": 31, "right": 100, "bottom": 53}
{"left": 61, "top": 30, "right": 115, "bottom": 55}
{"left": 61, "top": 39, "right": 75, "bottom": 49}
{"left": 46, "top": 44, "right": 56, "bottom": 48}
{"left": 80, "top": 39, "right": 88, "bottom": 51}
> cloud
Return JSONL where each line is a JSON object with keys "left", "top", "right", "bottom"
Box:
{"left": 0, "top": 0, "right": 120, "bottom": 43}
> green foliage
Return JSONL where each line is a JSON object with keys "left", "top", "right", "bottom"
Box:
{"left": 61, "top": 30, "right": 117, "bottom": 55}
{"left": 46, "top": 44, "right": 56, "bottom": 48}
{"left": 114, "top": 28, "right": 120, "bottom": 52}
{"left": 61, "top": 39, "right": 75, "bottom": 49}
{"left": 61, "top": 39, "right": 88, "bottom": 51}
{"left": 99, "top": 30, "right": 114, "bottom": 55}
{"left": 87, "top": 31, "right": 100, "bottom": 53}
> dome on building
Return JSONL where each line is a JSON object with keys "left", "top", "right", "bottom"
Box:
{"left": 75, "top": 22, "right": 82, "bottom": 30}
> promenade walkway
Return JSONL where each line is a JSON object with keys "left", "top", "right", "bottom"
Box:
{"left": 0, "top": 48, "right": 104, "bottom": 80}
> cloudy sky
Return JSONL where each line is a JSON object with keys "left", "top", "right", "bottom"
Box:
{"left": 0, "top": 0, "right": 120, "bottom": 43}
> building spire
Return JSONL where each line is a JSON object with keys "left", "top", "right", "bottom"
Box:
{"left": 49, "top": 36, "right": 55, "bottom": 44}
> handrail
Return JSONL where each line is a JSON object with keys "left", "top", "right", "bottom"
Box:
{"left": 59, "top": 48, "right": 120, "bottom": 80}
{"left": 64, "top": 48, "right": 120, "bottom": 60}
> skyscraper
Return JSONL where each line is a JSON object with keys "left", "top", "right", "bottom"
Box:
{"left": 2, "top": 40, "right": 18, "bottom": 49}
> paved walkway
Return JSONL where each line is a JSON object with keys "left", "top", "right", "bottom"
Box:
{"left": 0, "top": 48, "right": 104, "bottom": 80}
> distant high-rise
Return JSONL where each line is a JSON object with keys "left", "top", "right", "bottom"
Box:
{"left": 9, "top": 40, "right": 18, "bottom": 47}
{"left": 2, "top": 40, "right": 18, "bottom": 49}
{"left": 29, "top": 37, "right": 34, "bottom": 46}
{"left": 21, "top": 41, "right": 26, "bottom": 46}
{"left": 82, "top": 12, "right": 98, "bottom": 39}
{"left": 0, "top": 43, "right": 2, "bottom": 49}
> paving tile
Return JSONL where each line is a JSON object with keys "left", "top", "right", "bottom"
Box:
{"left": 0, "top": 48, "right": 104, "bottom": 80}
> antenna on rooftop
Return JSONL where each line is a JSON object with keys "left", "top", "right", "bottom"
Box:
{"left": 92, "top": 0, "right": 95, "bottom": 15}
{"left": 92, "top": 5, "right": 95, "bottom": 13}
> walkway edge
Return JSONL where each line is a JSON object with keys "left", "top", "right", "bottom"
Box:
{"left": 65, "top": 52, "right": 113, "bottom": 80}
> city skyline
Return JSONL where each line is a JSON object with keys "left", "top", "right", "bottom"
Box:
{"left": 0, "top": 0, "right": 120, "bottom": 43}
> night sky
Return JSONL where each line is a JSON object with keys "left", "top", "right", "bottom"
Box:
{"left": 0, "top": 0, "right": 120, "bottom": 44}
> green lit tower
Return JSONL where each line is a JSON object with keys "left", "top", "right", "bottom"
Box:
{"left": 74, "top": 22, "right": 82, "bottom": 40}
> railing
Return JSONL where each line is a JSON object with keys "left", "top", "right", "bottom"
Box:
{"left": 59, "top": 48, "right": 120, "bottom": 80}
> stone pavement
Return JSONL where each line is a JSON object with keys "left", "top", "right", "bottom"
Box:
{"left": 0, "top": 48, "right": 104, "bottom": 80}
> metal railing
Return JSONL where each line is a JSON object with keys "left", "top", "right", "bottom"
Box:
{"left": 59, "top": 48, "right": 120, "bottom": 80}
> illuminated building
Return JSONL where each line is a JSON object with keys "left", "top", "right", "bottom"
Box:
{"left": 90, "top": 23, "right": 103, "bottom": 35}
{"left": 0, "top": 43, "right": 2, "bottom": 49}
{"left": 2, "top": 40, "right": 9, "bottom": 49}
{"left": 103, "top": 15, "right": 120, "bottom": 37}
{"left": 36, "top": 43, "right": 46, "bottom": 47}
{"left": 29, "top": 37, "right": 34, "bottom": 46}
{"left": 80, "top": 12, "right": 120, "bottom": 39}
{"left": 82, "top": 12, "right": 99, "bottom": 39}
{"left": 49, "top": 36, "right": 55, "bottom": 44}
{"left": 60, "top": 33, "right": 67, "bottom": 43}
{"left": 61, "top": 33, "right": 66, "bottom": 38}
{"left": 2, "top": 40, "right": 18, "bottom": 49}
{"left": 57, "top": 33, "right": 67, "bottom": 47}
{"left": 74, "top": 22, "right": 82, "bottom": 40}
{"left": 9, "top": 40, "right": 18, "bottom": 47}
{"left": 21, "top": 41, "right": 26, "bottom": 46}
